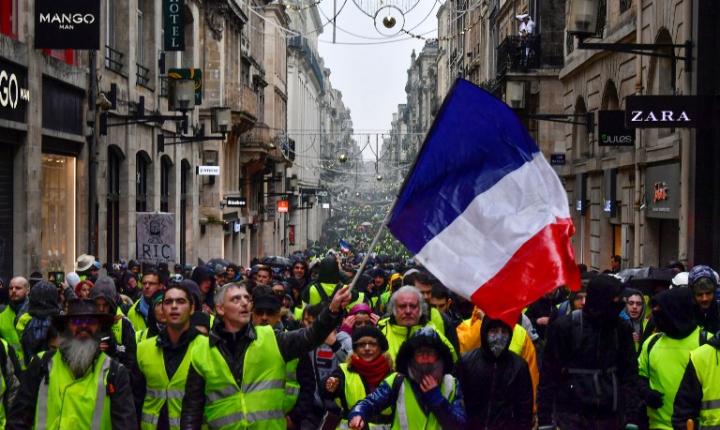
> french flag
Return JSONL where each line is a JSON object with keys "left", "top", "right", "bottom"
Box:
{"left": 388, "top": 79, "right": 580, "bottom": 325}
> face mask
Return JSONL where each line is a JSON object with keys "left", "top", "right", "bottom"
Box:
{"left": 408, "top": 360, "right": 443, "bottom": 383}
{"left": 486, "top": 331, "right": 510, "bottom": 357}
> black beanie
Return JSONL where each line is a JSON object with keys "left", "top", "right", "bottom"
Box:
{"left": 351, "top": 325, "right": 389, "bottom": 352}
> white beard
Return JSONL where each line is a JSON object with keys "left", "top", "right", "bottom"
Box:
{"left": 59, "top": 336, "right": 100, "bottom": 378}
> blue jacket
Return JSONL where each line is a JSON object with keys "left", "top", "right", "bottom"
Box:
{"left": 348, "top": 374, "right": 467, "bottom": 430}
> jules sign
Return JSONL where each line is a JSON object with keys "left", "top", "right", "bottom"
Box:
{"left": 625, "top": 96, "right": 700, "bottom": 128}
{"left": 599, "top": 110, "right": 635, "bottom": 146}
{"left": 35, "top": 0, "right": 100, "bottom": 49}
{"left": 163, "top": 0, "right": 185, "bottom": 51}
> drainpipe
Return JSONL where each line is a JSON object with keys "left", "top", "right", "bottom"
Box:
{"left": 678, "top": 0, "right": 694, "bottom": 265}
{"left": 632, "top": 0, "right": 643, "bottom": 266}
{"left": 89, "top": 50, "right": 98, "bottom": 257}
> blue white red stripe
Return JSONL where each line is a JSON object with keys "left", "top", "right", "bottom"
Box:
{"left": 388, "top": 79, "right": 579, "bottom": 324}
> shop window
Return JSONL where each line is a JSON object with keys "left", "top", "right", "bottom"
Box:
{"left": 160, "top": 156, "right": 173, "bottom": 212}
{"left": 41, "top": 154, "right": 76, "bottom": 273}
{"left": 107, "top": 146, "right": 123, "bottom": 264}
{"left": 0, "top": 0, "right": 17, "bottom": 39}
{"left": 136, "top": 152, "right": 151, "bottom": 212}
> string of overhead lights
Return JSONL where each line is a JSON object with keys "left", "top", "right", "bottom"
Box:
{"left": 400, "top": 12, "right": 482, "bottom": 42}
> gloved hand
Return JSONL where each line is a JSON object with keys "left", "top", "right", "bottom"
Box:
{"left": 644, "top": 389, "right": 664, "bottom": 409}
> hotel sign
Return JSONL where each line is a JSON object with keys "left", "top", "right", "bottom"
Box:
{"left": 35, "top": 0, "right": 100, "bottom": 49}
{"left": 163, "top": 0, "right": 185, "bottom": 51}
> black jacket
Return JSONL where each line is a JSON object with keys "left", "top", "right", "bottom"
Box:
{"left": 457, "top": 318, "right": 533, "bottom": 430}
{"left": 179, "top": 306, "right": 342, "bottom": 429}
{"left": 672, "top": 332, "right": 720, "bottom": 429}
{"left": 695, "top": 299, "right": 720, "bottom": 333}
{"left": 537, "top": 311, "right": 640, "bottom": 425}
{"left": 7, "top": 350, "right": 137, "bottom": 429}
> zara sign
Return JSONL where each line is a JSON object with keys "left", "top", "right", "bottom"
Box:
{"left": 35, "top": 0, "right": 100, "bottom": 49}
{"left": 625, "top": 96, "right": 701, "bottom": 128}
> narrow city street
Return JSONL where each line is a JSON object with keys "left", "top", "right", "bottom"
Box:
{"left": 1, "top": 0, "right": 720, "bottom": 429}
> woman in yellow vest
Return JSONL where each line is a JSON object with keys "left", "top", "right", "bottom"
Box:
{"left": 347, "top": 328, "right": 467, "bottom": 430}
{"left": 323, "top": 326, "right": 394, "bottom": 429}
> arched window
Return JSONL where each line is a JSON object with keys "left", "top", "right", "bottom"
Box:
{"left": 136, "top": 151, "right": 152, "bottom": 212}
{"left": 107, "top": 146, "right": 124, "bottom": 263}
{"left": 160, "top": 155, "right": 173, "bottom": 212}
{"left": 573, "top": 97, "right": 590, "bottom": 159}
{"left": 600, "top": 80, "right": 621, "bottom": 155}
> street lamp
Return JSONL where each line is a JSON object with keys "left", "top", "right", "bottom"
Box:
{"left": 567, "top": 0, "right": 598, "bottom": 37}
{"left": 169, "top": 79, "right": 196, "bottom": 111}
{"left": 505, "top": 81, "right": 526, "bottom": 110}
{"left": 211, "top": 107, "right": 232, "bottom": 134}
{"left": 566, "top": 0, "right": 692, "bottom": 71}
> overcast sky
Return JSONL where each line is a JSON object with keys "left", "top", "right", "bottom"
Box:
{"left": 314, "top": 1, "right": 442, "bottom": 158}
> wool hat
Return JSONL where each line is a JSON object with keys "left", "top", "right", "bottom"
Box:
{"left": 351, "top": 325, "right": 388, "bottom": 352}
{"left": 688, "top": 265, "right": 719, "bottom": 289}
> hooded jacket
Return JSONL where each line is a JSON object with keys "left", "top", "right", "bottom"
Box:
{"left": 348, "top": 329, "right": 467, "bottom": 430}
{"left": 457, "top": 318, "right": 533, "bottom": 430}
{"left": 672, "top": 333, "right": 720, "bottom": 428}
{"left": 18, "top": 281, "right": 60, "bottom": 364}
{"left": 537, "top": 275, "right": 639, "bottom": 425}
{"left": 639, "top": 287, "right": 706, "bottom": 430}
{"left": 89, "top": 276, "right": 136, "bottom": 372}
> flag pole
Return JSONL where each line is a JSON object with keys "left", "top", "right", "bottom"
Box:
{"left": 348, "top": 212, "right": 391, "bottom": 290}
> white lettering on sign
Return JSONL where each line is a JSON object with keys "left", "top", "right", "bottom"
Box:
{"left": 39, "top": 13, "right": 96, "bottom": 30}
{"left": 630, "top": 110, "right": 691, "bottom": 123}
{"left": 197, "top": 166, "right": 220, "bottom": 176}
{"left": 0, "top": 70, "right": 28, "bottom": 109}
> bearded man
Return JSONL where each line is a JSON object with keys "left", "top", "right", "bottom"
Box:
{"left": 8, "top": 299, "right": 136, "bottom": 429}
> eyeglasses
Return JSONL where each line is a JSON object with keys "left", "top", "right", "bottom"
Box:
{"left": 353, "top": 341, "right": 379, "bottom": 349}
{"left": 163, "top": 298, "right": 189, "bottom": 306}
{"left": 70, "top": 316, "right": 99, "bottom": 326}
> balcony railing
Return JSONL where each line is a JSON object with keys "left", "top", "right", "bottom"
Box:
{"left": 136, "top": 63, "right": 150, "bottom": 87}
{"left": 288, "top": 36, "right": 324, "bottom": 89}
{"left": 105, "top": 45, "right": 124, "bottom": 73}
{"left": 159, "top": 76, "right": 169, "bottom": 97}
{"left": 496, "top": 34, "right": 564, "bottom": 77}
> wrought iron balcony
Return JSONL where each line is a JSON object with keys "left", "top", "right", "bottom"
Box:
{"left": 496, "top": 34, "right": 564, "bottom": 77}
{"left": 288, "top": 36, "right": 324, "bottom": 89}
{"left": 104, "top": 45, "right": 124, "bottom": 73}
{"left": 136, "top": 63, "right": 150, "bottom": 87}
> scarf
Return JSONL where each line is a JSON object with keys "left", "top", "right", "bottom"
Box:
{"left": 350, "top": 354, "right": 391, "bottom": 392}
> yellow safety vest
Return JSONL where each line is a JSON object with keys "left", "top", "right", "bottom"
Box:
{"left": 190, "top": 325, "right": 286, "bottom": 429}
{"left": 34, "top": 352, "right": 113, "bottom": 429}
{"left": 283, "top": 358, "right": 300, "bottom": 413}
{"left": 689, "top": 343, "right": 720, "bottom": 428}
{"left": 377, "top": 319, "right": 457, "bottom": 365}
{"left": 389, "top": 372, "right": 457, "bottom": 430}
{"left": 336, "top": 363, "right": 391, "bottom": 430}
{"left": 127, "top": 300, "right": 148, "bottom": 332}
{"left": 0, "top": 306, "right": 23, "bottom": 367}
{"left": 137, "top": 334, "right": 205, "bottom": 430}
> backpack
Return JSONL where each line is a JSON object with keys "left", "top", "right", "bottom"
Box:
{"left": 563, "top": 310, "right": 620, "bottom": 412}
{"left": 21, "top": 317, "right": 52, "bottom": 366}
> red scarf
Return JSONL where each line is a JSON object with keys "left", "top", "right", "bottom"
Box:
{"left": 350, "top": 355, "right": 392, "bottom": 392}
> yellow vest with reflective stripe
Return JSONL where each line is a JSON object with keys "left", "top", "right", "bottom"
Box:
{"left": 429, "top": 308, "right": 445, "bottom": 336}
{"left": 127, "top": 300, "right": 148, "bottom": 332}
{"left": 390, "top": 372, "right": 457, "bottom": 430}
{"left": 283, "top": 358, "right": 300, "bottom": 413}
{"left": 34, "top": 352, "right": 112, "bottom": 430}
{"left": 0, "top": 340, "right": 8, "bottom": 428}
{"left": 137, "top": 334, "right": 205, "bottom": 430}
{"left": 0, "top": 306, "right": 22, "bottom": 367}
{"left": 336, "top": 363, "right": 391, "bottom": 429}
{"left": 191, "top": 325, "right": 285, "bottom": 429}
{"left": 690, "top": 344, "right": 720, "bottom": 428}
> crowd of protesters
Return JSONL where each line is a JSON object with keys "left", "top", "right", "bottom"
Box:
{"left": 0, "top": 251, "right": 719, "bottom": 429}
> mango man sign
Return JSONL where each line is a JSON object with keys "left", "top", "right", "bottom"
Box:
{"left": 136, "top": 213, "right": 176, "bottom": 264}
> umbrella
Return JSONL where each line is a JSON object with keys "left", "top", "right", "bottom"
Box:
{"left": 207, "top": 258, "right": 232, "bottom": 268}
{"left": 619, "top": 267, "right": 675, "bottom": 296}
{"left": 360, "top": 221, "right": 373, "bottom": 227}
{"left": 516, "top": 13, "right": 529, "bottom": 20}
